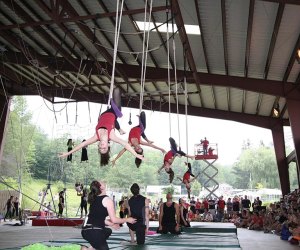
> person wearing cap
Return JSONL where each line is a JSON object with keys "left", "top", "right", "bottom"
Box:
{"left": 127, "top": 183, "right": 149, "bottom": 245}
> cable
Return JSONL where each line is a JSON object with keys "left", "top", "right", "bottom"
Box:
{"left": 139, "top": 0, "right": 153, "bottom": 113}
{"left": 107, "top": 0, "right": 125, "bottom": 106}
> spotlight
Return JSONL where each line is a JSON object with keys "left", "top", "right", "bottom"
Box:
{"left": 273, "top": 103, "right": 280, "bottom": 117}
{"left": 297, "top": 49, "right": 300, "bottom": 64}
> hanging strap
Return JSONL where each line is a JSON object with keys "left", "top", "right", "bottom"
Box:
{"left": 184, "top": 49, "right": 189, "bottom": 158}
{"left": 107, "top": 0, "right": 125, "bottom": 107}
{"left": 139, "top": 0, "right": 153, "bottom": 113}
{"left": 166, "top": 4, "right": 171, "bottom": 138}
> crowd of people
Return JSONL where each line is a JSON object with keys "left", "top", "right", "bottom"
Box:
{"left": 142, "top": 190, "right": 300, "bottom": 247}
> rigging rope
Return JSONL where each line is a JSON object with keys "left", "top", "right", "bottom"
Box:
{"left": 172, "top": 21, "right": 181, "bottom": 147}
{"left": 139, "top": 0, "right": 153, "bottom": 113}
{"left": 184, "top": 50, "right": 189, "bottom": 157}
{"left": 107, "top": 0, "right": 125, "bottom": 107}
{"left": 166, "top": 5, "right": 171, "bottom": 138}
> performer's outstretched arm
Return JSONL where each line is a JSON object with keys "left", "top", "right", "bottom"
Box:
{"left": 110, "top": 131, "right": 144, "bottom": 160}
{"left": 140, "top": 140, "right": 166, "bottom": 153}
{"left": 111, "top": 148, "right": 127, "bottom": 165}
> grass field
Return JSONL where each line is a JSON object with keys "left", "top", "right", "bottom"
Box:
{"left": 17, "top": 179, "right": 85, "bottom": 217}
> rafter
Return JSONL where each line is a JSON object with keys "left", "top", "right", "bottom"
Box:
{"left": 2, "top": 80, "right": 289, "bottom": 130}
{"left": 171, "top": 0, "right": 203, "bottom": 106}
{"left": 2, "top": 52, "right": 300, "bottom": 100}
{"left": 0, "top": 5, "right": 168, "bottom": 31}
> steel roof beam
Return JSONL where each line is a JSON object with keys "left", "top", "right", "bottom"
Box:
{"left": 4, "top": 81, "right": 289, "bottom": 129}
{"left": 0, "top": 5, "right": 168, "bottom": 31}
{"left": 262, "top": 0, "right": 300, "bottom": 5}
{"left": 3, "top": 52, "right": 300, "bottom": 100}
{"left": 283, "top": 33, "right": 300, "bottom": 82}
{"left": 171, "top": 0, "right": 203, "bottom": 106}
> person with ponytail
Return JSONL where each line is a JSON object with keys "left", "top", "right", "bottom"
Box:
{"left": 81, "top": 180, "right": 136, "bottom": 250}
{"left": 59, "top": 88, "right": 144, "bottom": 166}
{"left": 112, "top": 111, "right": 165, "bottom": 168}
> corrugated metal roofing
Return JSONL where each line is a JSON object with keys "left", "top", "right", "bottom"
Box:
{"left": 0, "top": 0, "right": 299, "bottom": 129}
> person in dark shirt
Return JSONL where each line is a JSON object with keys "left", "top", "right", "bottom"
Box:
{"left": 58, "top": 191, "right": 65, "bottom": 218}
{"left": 79, "top": 189, "right": 88, "bottom": 218}
{"left": 81, "top": 180, "right": 136, "bottom": 250}
{"left": 127, "top": 183, "right": 149, "bottom": 245}
{"left": 252, "top": 197, "right": 262, "bottom": 211}
{"left": 241, "top": 195, "right": 251, "bottom": 211}
{"left": 157, "top": 193, "right": 181, "bottom": 234}
{"left": 4, "top": 196, "right": 13, "bottom": 221}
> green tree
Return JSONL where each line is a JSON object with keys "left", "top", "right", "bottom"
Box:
{"left": 231, "top": 145, "right": 280, "bottom": 189}
{"left": 1, "top": 97, "right": 36, "bottom": 185}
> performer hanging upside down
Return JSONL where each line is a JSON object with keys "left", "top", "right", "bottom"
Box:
{"left": 177, "top": 162, "right": 200, "bottom": 199}
{"left": 157, "top": 137, "right": 194, "bottom": 183}
{"left": 112, "top": 111, "right": 166, "bottom": 168}
{"left": 59, "top": 88, "right": 144, "bottom": 166}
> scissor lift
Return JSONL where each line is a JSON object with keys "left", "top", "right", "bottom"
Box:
{"left": 194, "top": 143, "right": 219, "bottom": 198}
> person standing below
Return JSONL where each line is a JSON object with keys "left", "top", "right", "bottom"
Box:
{"left": 252, "top": 197, "right": 262, "bottom": 212}
{"left": 157, "top": 193, "right": 181, "bottom": 234}
{"left": 4, "top": 196, "right": 13, "bottom": 221}
{"left": 217, "top": 196, "right": 225, "bottom": 222}
{"left": 80, "top": 189, "right": 88, "bottom": 218}
{"left": 127, "top": 183, "right": 149, "bottom": 245}
{"left": 12, "top": 197, "right": 20, "bottom": 218}
{"left": 81, "top": 180, "right": 136, "bottom": 250}
{"left": 195, "top": 198, "right": 201, "bottom": 214}
{"left": 226, "top": 197, "right": 233, "bottom": 219}
{"left": 58, "top": 191, "right": 65, "bottom": 218}
{"left": 232, "top": 197, "right": 240, "bottom": 214}
{"left": 241, "top": 195, "right": 251, "bottom": 211}
{"left": 189, "top": 197, "right": 196, "bottom": 214}
{"left": 201, "top": 137, "right": 209, "bottom": 155}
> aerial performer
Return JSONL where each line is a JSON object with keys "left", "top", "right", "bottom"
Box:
{"left": 112, "top": 111, "right": 166, "bottom": 168}
{"left": 81, "top": 139, "right": 88, "bottom": 162}
{"left": 59, "top": 88, "right": 144, "bottom": 166}
{"left": 66, "top": 139, "right": 74, "bottom": 162}
{"left": 177, "top": 162, "right": 200, "bottom": 199}
{"left": 157, "top": 137, "right": 194, "bottom": 183}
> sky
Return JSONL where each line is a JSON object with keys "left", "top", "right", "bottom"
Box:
{"left": 23, "top": 96, "right": 293, "bottom": 165}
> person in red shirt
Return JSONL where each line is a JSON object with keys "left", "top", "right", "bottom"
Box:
{"left": 195, "top": 199, "right": 201, "bottom": 214}
{"left": 59, "top": 88, "right": 144, "bottom": 166}
{"left": 201, "top": 137, "right": 209, "bottom": 155}
{"left": 203, "top": 198, "right": 209, "bottom": 210}
{"left": 158, "top": 138, "right": 194, "bottom": 183}
{"left": 112, "top": 111, "right": 165, "bottom": 168}
{"left": 177, "top": 163, "right": 200, "bottom": 199}
{"left": 217, "top": 196, "right": 226, "bottom": 222}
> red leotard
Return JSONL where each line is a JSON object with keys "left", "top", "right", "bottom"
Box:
{"left": 128, "top": 127, "right": 141, "bottom": 145}
{"left": 183, "top": 172, "right": 190, "bottom": 182}
{"left": 95, "top": 112, "right": 115, "bottom": 141}
{"left": 164, "top": 150, "right": 174, "bottom": 164}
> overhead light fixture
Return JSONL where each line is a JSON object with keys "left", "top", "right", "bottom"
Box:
{"left": 134, "top": 21, "right": 201, "bottom": 35}
{"left": 297, "top": 48, "right": 300, "bottom": 64}
{"left": 273, "top": 103, "right": 280, "bottom": 118}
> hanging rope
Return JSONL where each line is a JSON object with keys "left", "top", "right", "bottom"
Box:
{"left": 184, "top": 49, "right": 189, "bottom": 157}
{"left": 172, "top": 15, "right": 181, "bottom": 147}
{"left": 166, "top": 3, "right": 171, "bottom": 138}
{"left": 107, "top": 0, "right": 125, "bottom": 107}
{"left": 139, "top": 0, "right": 153, "bottom": 113}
